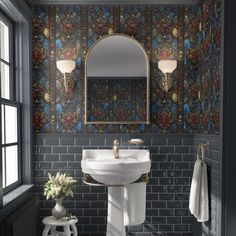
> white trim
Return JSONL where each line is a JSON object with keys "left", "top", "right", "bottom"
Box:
{"left": 3, "top": 185, "right": 33, "bottom": 206}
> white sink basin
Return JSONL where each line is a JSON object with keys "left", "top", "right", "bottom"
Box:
{"left": 81, "top": 149, "right": 151, "bottom": 185}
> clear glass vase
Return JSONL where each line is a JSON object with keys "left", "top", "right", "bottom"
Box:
{"left": 52, "top": 198, "right": 66, "bottom": 220}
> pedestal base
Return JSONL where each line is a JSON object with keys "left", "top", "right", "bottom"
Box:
{"left": 107, "top": 186, "right": 126, "bottom": 236}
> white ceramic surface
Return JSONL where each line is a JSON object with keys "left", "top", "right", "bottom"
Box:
{"left": 81, "top": 149, "right": 151, "bottom": 185}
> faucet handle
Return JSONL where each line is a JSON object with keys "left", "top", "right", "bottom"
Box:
{"left": 113, "top": 139, "right": 120, "bottom": 145}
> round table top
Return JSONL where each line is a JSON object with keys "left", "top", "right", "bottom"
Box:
{"left": 43, "top": 216, "right": 78, "bottom": 226}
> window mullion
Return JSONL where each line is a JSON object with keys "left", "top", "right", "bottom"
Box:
{"left": 3, "top": 104, "right": 20, "bottom": 190}
{"left": 0, "top": 44, "right": 2, "bottom": 99}
{"left": 2, "top": 142, "right": 19, "bottom": 147}
{"left": 0, "top": 104, "right": 2, "bottom": 207}
{"left": 0, "top": 98, "right": 21, "bottom": 106}
{"left": 0, "top": 58, "right": 11, "bottom": 66}
{"left": 4, "top": 105, "right": 6, "bottom": 147}
{"left": 3, "top": 105, "right": 6, "bottom": 188}
{"left": 9, "top": 22, "right": 14, "bottom": 101}
{"left": 4, "top": 148, "right": 6, "bottom": 188}
{"left": 17, "top": 105, "right": 21, "bottom": 185}
{"left": 0, "top": 19, "right": 2, "bottom": 207}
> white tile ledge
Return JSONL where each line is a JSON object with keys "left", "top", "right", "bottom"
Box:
{"left": 3, "top": 185, "right": 34, "bottom": 207}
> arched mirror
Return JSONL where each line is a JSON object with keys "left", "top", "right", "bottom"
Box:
{"left": 85, "top": 34, "right": 150, "bottom": 124}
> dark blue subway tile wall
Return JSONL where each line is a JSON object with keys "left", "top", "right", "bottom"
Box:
{"left": 33, "top": 133, "right": 221, "bottom": 236}
{"left": 192, "top": 134, "right": 221, "bottom": 236}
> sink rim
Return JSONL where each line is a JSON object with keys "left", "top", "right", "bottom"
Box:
{"left": 81, "top": 149, "right": 151, "bottom": 173}
{"left": 81, "top": 149, "right": 151, "bottom": 185}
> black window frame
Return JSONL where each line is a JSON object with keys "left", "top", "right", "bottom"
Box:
{"left": 0, "top": 12, "right": 14, "bottom": 99}
{"left": 0, "top": 11, "right": 22, "bottom": 194}
{"left": 0, "top": 0, "right": 32, "bottom": 210}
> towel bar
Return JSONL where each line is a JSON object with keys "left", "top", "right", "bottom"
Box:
{"left": 198, "top": 141, "right": 210, "bottom": 149}
{"left": 197, "top": 141, "right": 210, "bottom": 163}
{"left": 82, "top": 173, "right": 149, "bottom": 187}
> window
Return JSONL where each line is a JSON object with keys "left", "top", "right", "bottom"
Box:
{"left": 0, "top": 14, "right": 21, "bottom": 193}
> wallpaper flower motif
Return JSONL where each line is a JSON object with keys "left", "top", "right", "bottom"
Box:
{"left": 32, "top": 2, "right": 221, "bottom": 134}
{"left": 32, "top": 6, "right": 50, "bottom": 132}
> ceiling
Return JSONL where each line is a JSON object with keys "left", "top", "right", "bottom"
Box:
{"left": 27, "top": 0, "right": 200, "bottom": 5}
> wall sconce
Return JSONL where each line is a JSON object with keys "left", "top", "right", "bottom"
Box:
{"left": 158, "top": 59, "right": 177, "bottom": 92}
{"left": 56, "top": 60, "right": 76, "bottom": 92}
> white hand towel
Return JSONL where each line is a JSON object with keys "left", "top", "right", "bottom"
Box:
{"left": 198, "top": 161, "right": 209, "bottom": 222}
{"left": 189, "top": 147, "right": 209, "bottom": 222}
{"left": 189, "top": 158, "right": 202, "bottom": 217}
{"left": 123, "top": 182, "right": 146, "bottom": 226}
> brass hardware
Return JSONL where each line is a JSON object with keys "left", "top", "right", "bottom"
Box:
{"left": 83, "top": 174, "right": 91, "bottom": 182}
{"left": 198, "top": 142, "right": 210, "bottom": 149}
{"left": 142, "top": 174, "right": 149, "bottom": 183}
{"left": 197, "top": 142, "right": 210, "bottom": 164}
{"left": 113, "top": 139, "right": 120, "bottom": 159}
{"left": 159, "top": 73, "right": 173, "bottom": 92}
{"left": 62, "top": 74, "right": 75, "bottom": 93}
{"left": 82, "top": 173, "right": 149, "bottom": 187}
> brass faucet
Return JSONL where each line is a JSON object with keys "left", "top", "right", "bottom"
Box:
{"left": 113, "top": 139, "right": 120, "bottom": 159}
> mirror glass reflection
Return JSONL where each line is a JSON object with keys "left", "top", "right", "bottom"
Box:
{"left": 85, "top": 34, "right": 150, "bottom": 124}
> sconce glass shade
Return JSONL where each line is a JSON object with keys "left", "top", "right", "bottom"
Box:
{"left": 158, "top": 60, "right": 177, "bottom": 74}
{"left": 56, "top": 60, "right": 76, "bottom": 73}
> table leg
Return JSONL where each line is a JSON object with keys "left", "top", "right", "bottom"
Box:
{"left": 42, "top": 225, "right": 51, "bottom": 236}
{"left": 50, "top": 226, "right": 57, "bottom": 235}
{"left": 63, "top": 225, "right": 71, "bottom": 236}
{"left": 71, "top": 224, "right": 78, "bottom": 236}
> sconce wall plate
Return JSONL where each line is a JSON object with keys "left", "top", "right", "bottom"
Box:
{"left": 159, "top": 74, "right": 173, "bottom": 92}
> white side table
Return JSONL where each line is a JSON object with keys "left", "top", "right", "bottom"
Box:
{"left": 42, "top": 216, "right": 78, "bottom": 236}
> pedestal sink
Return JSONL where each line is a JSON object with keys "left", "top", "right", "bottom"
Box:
{"left": 81, "top": 149, "right": 151, "bottom": 236}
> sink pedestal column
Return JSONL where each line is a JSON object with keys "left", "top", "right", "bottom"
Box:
{"left": 107, "top": 186, "right": 126, "bottom": 236}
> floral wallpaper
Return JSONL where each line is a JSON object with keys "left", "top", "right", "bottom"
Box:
{"left": 87, "top": 78, "right": 147, "bottom": 123}
{"left": 32, "top": 2, "right": 221, "bottom": 134}
{"left": 199, "top": 0, "right": 221, "bottom": 133}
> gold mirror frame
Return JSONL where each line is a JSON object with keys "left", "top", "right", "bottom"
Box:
{"left": 84, "top": 33, "right": 150, "bottom": 125}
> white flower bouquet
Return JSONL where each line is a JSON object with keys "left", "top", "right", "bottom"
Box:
{"left": 44, "top": 172, "right": 77, "bottom": 200}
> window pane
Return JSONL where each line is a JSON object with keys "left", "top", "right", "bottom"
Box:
{"left": 6, "top": 145, "right": 18, "bottom": 187}
{"left": 2, "top": 148, "right": 6, "bottom": 188}
{"left": 0, "top": 20, "right": 9, "bottom": 62}
{"left": 5, "top": 105, "right": 18, "bottom": 143}
{"left": 1, "top": 105, "right": 5, "bottom": 144}
{"left": 0, "top": 62, "right": 10, "bottom": 99}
